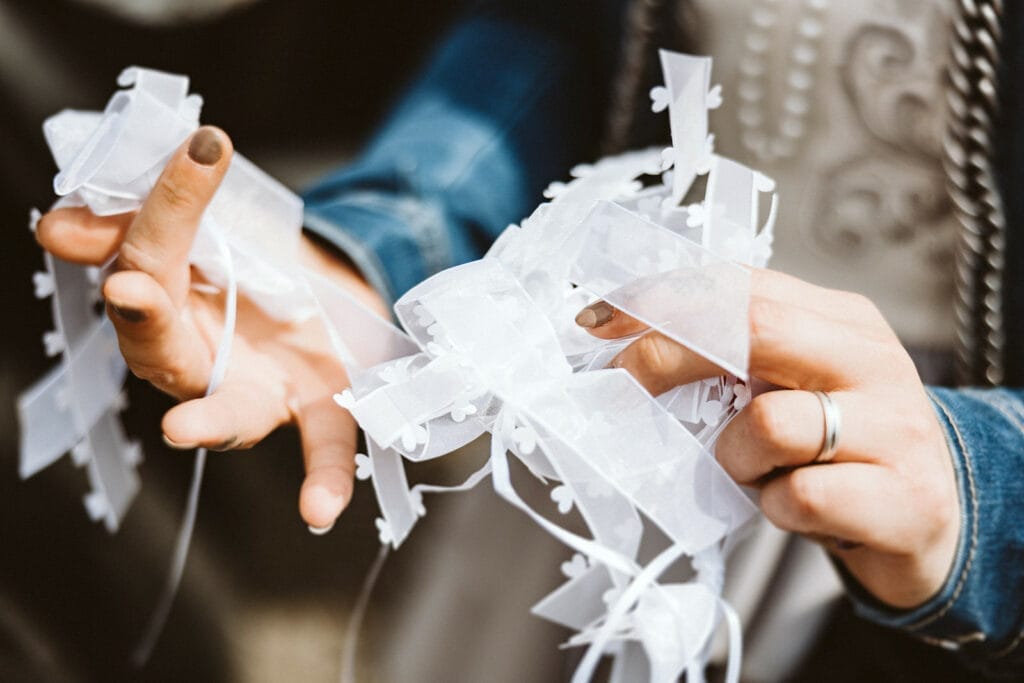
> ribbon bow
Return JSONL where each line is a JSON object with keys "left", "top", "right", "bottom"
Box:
{"left": 22, "top": 50, "right": 779, "bottom": 682}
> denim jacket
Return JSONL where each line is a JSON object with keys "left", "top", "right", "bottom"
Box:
{"left": 303, "top": 1, "right": 1024, "bottom": 675}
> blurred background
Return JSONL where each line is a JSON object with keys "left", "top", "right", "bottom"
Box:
{"left": 0, "top": 1, "right": 993, "bottom": 681}
{"left": 0, "top": 1, "right": 575, "bottom": 680}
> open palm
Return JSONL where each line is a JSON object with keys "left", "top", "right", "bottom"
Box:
{"left": 35, "top": 127, "right": 382, "bottom": 530}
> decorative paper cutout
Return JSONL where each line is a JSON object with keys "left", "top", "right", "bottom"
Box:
{"left": 21, "top": 51, "right": 776, "bottom": 682}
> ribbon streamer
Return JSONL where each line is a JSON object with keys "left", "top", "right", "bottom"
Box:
{"left": 133, "top": 219, "right": 238, "bottom": 664}
{"left": 21, "top": 50, "right": 777, "bottom": 681}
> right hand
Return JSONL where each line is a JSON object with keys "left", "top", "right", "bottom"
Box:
{"left": 575, "top": 270, "right": 960, "bottom": 609}
{"left": 36, "top": 126, "right": 386, "bottom": 532}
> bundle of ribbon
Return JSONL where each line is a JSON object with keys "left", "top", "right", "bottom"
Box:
{"left": 20, "top": 50, "right": 778, "bottom": 682}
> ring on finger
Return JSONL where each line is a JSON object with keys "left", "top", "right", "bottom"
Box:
{"left": 811, "top": 390, "right": 841, "bottom": 464}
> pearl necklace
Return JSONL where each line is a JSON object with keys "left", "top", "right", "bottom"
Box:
{"left": 735, "top": 0, "right": 830, "bottom": 163}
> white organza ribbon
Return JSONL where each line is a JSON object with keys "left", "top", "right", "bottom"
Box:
{"left": 21, "top": 50, "right": 779, "bottom": 682}
{"left": 133, "top": 215, "right": 238, "bottom": 665}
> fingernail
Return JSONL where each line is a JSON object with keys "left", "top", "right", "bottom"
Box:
{"left": 188, "top": 128, "right": 223, "bottom": 166}
{"left": 308, "top": 521, "right": 336, "bottom": 536}
{"left": 830, "top": 537, "right": 864, "bottom": 551}
{"left": 109, "top": 303, "right": 147, "bottom": 323}
{"left": 163, "top": 434, "right": 199, "bottom": 450}
{"left": 575, "top": 301, "right": 615, "bottom": 329}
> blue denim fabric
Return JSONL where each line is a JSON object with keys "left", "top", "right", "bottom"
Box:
{"left": 302, "top": 2, "right": 1024, "bottom": 676}
{"left": 304, "top": 1, "right": 624, "bottom": 304}
{"left": 840, "top": 388, "right": 1024, "bottom": 678}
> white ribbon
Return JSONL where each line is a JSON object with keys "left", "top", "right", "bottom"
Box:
{"left": 24, "top": 52, "right": 780, "bottom": 681}
{"left": 133, "top": 215, "right": 238, "bottom": 664}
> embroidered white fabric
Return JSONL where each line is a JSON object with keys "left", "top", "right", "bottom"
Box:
{"left": 19, "top": 51, "right": 777, "bottom": 682}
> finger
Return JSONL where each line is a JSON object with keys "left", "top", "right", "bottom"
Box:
{"left": 117, "top": 126, "right": 232, "bottom": 306}
{"left": 715, "top": 390, "right": 895, "bottom": 483}
{"left": 750, "top": 294, "right": 901, "bottom": 389}
{"left": 751, "top": 269, "right": 889, "bottom": 332}
{"left": 296, "top": 392, "right": 359, "bottom": 530}
{"left": 716, "top": 391, "right": 828, "bottom": 483}
{"left": 598, "top": 264, "right": 907, "bottom": 392}
{"left": 35, "top": 208, "right": 133, "bottom": 265}
{"left": 161, "top": 379, "right": 292, "bottom": 451}
{"left": 574, "top": 300, "right": 648, "bottom": 339}
{"left": 608, "top": 330, "right": 724, "bottom": 395}
{"left": 103, "top": 269, "right": 212, "bottom": 398}
{"left": 607, "top": 292, "right": 889, "bottom": 397}
{"left": 759, "top": 462, "right": 916, "bottom": 553}
{"left": 575, "top": 271, "right": 881, "bottom": 341}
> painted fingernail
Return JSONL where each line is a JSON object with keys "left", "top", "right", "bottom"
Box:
{"left": 109, "top": 303, "right": 147, "bottom": 323}
{"left": 575, "top": 301, "right": 615, "bottom": 329}
{"left": 163, "top": 434, "right": 199, "bottom": 450}
{"left": 308, "top": 521, "right": 336, "bottom": 536}
{"left": 188, "top": 128, "right": 223, "bottom": 166}
{"left": 830, "top": 537, "right": 864, "bottom": 551}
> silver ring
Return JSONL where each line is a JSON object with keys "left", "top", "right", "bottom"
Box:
{"left": 812, "top": 391, "right": 841, "bottom": 463}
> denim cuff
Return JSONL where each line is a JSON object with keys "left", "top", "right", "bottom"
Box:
{"left": 303, "top": 210, "right": 395, "bottom": 309}
{"left": 302, "top": 188, "right": 457, "bottom": 309}
{"left": 843, "top": 387, "right": 1024, "bottom": 678}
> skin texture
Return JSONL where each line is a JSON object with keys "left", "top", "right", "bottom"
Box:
{"left": 35, "top": 127, "right": 385, "bottom": 531}
{"left": 36, "top": 127, "right": 960, "bottom": 607}
{"left": 577, "top": 269, "right": 961, "bottom": 609}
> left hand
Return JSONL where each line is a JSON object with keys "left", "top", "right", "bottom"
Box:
{"left": 575, "top": 268, "right": 960, "bottom": 609}
{"left": 35, "top": 128, "right": 387, "bottom": 532}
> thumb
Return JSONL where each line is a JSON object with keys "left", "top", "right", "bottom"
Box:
{"left": 117, "top": 126, "right": 233, "bottom": 306}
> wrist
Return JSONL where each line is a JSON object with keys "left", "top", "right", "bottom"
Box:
{"left": 299, "top": 232, "right": 388, "bottom": 319}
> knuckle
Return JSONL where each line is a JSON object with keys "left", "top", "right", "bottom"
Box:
{"left": 846, "top": 292, "right": 892, "bottom": 330}
{"left": 128, "top": 362, "right": 177, "bottom": 389}
{"left": 117, "top": 240, "right": 161, "bottom": 274}
{"left": 634, "top": 334, "right": 669, "bottom": 375}
{"left": 784, "top": 469, "right": 825, "bottom": 520}
{"left": 713, "top": 429, "right": 742, "bottom": 478}
{"left": 305, "top": 457, "right": 356, "bottom": 488}
{"left": 868, "top": 337, "right": 916, "bottom": 376}
{"left": 843, "top": 291, "right": 874, "bottom": 314}
{"left": 745, "top": 396, "right": 787, "bottom": 448}
{"left": 890, "top": 344, "right": 917, "bottom": 372}
{"left": 156, "top": 173, "right": 200, "bottom": 214}
{"left": 628, "top": 334, "right": 693, "bottom": 394}
{"left": 748, "top": 299, "right": 782, "bottom": 349}
{"left": 127, "top": 355, "right": 197, "bottom": 398}
{"left": 308, "top": 459, "right": 353, "bottom": 476}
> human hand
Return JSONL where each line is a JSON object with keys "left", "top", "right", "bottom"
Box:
{"left": 575, "top": 268, "right": 960, "bottom": 609}
{"left": 35, "top": 127, "right": 386, "bottom": 531}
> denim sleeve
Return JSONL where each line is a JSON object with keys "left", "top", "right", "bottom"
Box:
{"left": 302, "top": 1, "right": 624, "bottom": 304}
{"left": 841, "top": 387, "right": 1024, "bottom": 678}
